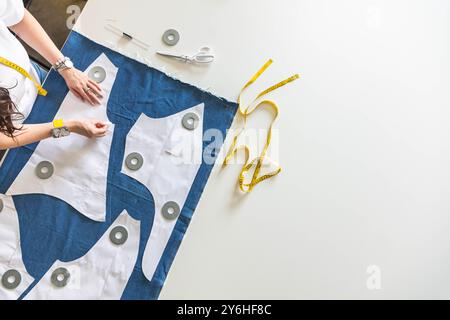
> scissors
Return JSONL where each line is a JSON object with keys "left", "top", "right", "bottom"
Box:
{"left": 156, "top": 47, "right": 215, "bottom": 64}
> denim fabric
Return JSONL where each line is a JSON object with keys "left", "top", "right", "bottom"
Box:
{"left": 0, "top": 31, "right": 237, "bottom": 300}
{"left": 30, "top": 61, "right": 47, "bottom": 84}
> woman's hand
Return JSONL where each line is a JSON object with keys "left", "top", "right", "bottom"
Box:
{"left": 67, "top": 119, "right": 110, "bottom": 138}
{"left": 59, "top": 68, "right": 104, "bottom": 106}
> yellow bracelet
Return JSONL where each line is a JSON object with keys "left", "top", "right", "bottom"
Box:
{"left": 53, "top": 119, "right": 64, "bottom": 128}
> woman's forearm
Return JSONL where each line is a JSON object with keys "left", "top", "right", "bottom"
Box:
{"left": 0, "top": 121, "right": 79, "bottom": 150}
{"left": 9, "top": 10, "right": 64, "bottom": 66}
{"left": 2, "top": 123, "right": 53, "bottom": 149}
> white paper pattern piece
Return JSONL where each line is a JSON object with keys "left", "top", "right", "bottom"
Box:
{"left": 24, "top": 210, "right": 140, "bottom": 300}
{"left": 7, "top": 54, "right": 118, "bottom": 222}
{"left": 121, "top": 103, "right": 204, "bottom": 281}
{"left": 0, "top": 195, "right": 34, "bottom": 300}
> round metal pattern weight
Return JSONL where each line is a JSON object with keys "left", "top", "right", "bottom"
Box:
{"left": 162, "top": 29, "right": 180, "bottom": 46}
{"left": 125, "top": 152, "right": 144, "bottom": 171}
{"left": 109, "top": 226, "right": 128, "bottom": 245}
{"left": 161, "top": 201, "right": 180, "bottom": 220}
{"left": 88, "top": 66, "right": 107, "bottom": 83}
{"left": 36, "top": 161, "right": 54, "bottom": 180}
{"left": 51, "top": 267, "right": 70, "bottom": 288}
{"left": 1, "top": 269, "right": 21, "bottom": 290}
{"left": 182, "top": 112, "right": 200, "bottom": 130}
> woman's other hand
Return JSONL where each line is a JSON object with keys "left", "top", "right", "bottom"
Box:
{"left": 60, "top": 68, "right": 104, "bottom": 106}
{"left": 67, "top": 119, "right": 110, "bottom": 138}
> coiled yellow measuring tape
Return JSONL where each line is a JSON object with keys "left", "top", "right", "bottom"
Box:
{"left": 0, "top": 56, "right": 47, "bottom": 96}
{"left": 223, "top": 59, "right": 299, "bottom": 193}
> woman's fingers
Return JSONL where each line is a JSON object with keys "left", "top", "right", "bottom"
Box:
{"left": 73, "top": 88, "right": 87, "bottom": 103}
{"left": 87, "top": 80, "right": 103, "bottom": 99}
{"left": 86, "top": 89, "right": 99, "bottom": 106}
{"left": 92, "top": 121, "right": 109, "bottom": 137}
{"left": 88, "top": 79, "right": 103, "bottom": 95}
{"left": 75, "top": 85, "right": 94, "bottom": 105}
{"left": 93, "top": 129, "right": 107, "bottom": 137}
{"left": 82, "top": 80, "right": 103, "bottom": 106}
{"left": 72, "top": 89, "right": 84, "bottom": 102}
{"left": 87, "top": 90, "right": 102, "bottom": 105}
{"left": 94, "top": 124, "right": 107, "bottom": 133}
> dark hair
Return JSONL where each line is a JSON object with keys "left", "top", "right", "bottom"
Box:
{"left": 0, "top": 86, "right": 24, "bottom": 138}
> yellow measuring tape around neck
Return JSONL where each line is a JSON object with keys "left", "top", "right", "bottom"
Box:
{"left": 223, "top": 59, "right": 299, "bottom": 193}
{"left": 0, "top": 56, "right": 47, "bottom": 96}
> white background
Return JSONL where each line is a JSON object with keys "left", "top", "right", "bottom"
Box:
{"left": 75, "top": 0, "right": 450, "bottom": 299}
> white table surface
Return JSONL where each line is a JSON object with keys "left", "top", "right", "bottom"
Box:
{"left": 74, "top": 0, "right": 450, "bottom": 299}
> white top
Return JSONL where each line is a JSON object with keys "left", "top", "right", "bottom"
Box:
{"left": 0, "top": 0, "right": 38, "bottom": 122}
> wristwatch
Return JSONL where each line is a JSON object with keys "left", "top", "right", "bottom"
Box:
{"left": 51, "top": 119, "right": 70, "bottom": 138}
{"left": 53, "top": 57, "right": 74, "bottom": 72}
